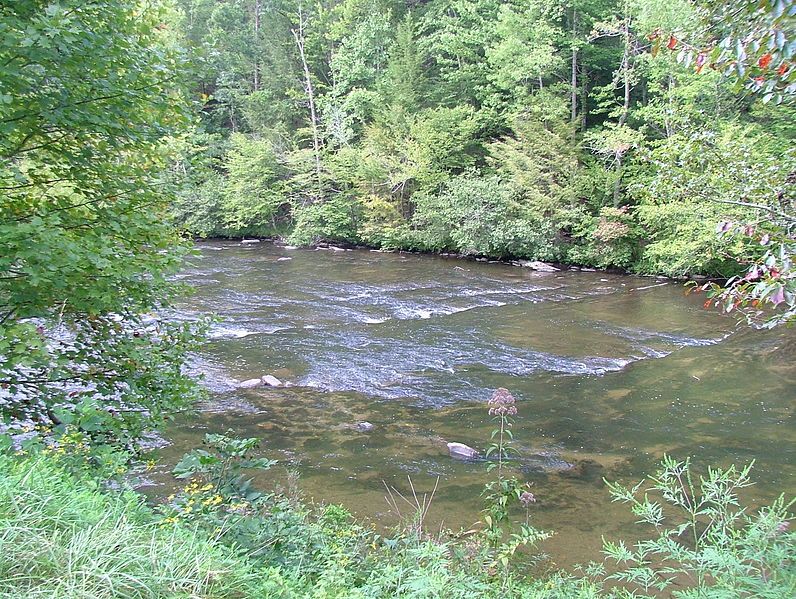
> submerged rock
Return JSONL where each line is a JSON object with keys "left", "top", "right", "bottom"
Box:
{"left": 261, "top": 375, "right": 283, "bottom": 387}
{"left": 447, "top": 442, "right": 479, "bottom": 460}
{"left": 519, "top": 260, "right": 559, "bottom": 272}
{"left": 356, "top": 421, "right": 375, "bottom": 432}
{"left": 238, "top": 378, "right": 262, "bottom": 389}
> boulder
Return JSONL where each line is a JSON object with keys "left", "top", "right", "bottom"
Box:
{"left": 261, "top": 375, "right": 283, "bottom": 387}
{"left": 519, "top": 260, "right": 559, "bottom": 272}
{"left": 238, "top": 378, "right": 262, "bottom": 389}
{"left": 447, "top": 442, "right": 479, "bottom": 460}
{"left": 356, "top": 421, "right": 375, "bottom": 432}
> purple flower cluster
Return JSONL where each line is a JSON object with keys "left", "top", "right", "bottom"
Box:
{"left": 519, "top": 491, "right": 536, "bottom": 507}
{"left": 488, "top": 387, "right": 517, "bottom": 416}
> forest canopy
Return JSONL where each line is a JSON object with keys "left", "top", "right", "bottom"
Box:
{"left": 170, "top": 0, "right": 795, "bottom": 279}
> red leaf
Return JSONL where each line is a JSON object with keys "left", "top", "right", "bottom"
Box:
{"left": 667, "top": 36, "right": 677, "bottom": 50}
{"left": 778, "top": 62, "right": 789, "bottom": 76}
{"left": 758, "top": 53, "right": 773, "bottom": 69}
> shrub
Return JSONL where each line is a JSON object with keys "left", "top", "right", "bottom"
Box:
{"left": 412, "top": 175, "right": 559, "bottom": 259}
{"left": 594, "top": 456, "right": 796, "bottom": 598}
{"left": 288, "top": 196, "right": 362, "bottom": 246}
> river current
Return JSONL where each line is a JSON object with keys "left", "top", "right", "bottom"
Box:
{"left": 156, "top": 240, "right": 795, "bottom": 567}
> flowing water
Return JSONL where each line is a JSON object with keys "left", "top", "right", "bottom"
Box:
{"left": 155, "top": 240, "right": 795, "bottom": 567}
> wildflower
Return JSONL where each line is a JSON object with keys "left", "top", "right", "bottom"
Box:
{"left": 488, "top": 388, "right": 518, "bottom": 416}
{"left": 776, "top": 520, "right": 790, "bottom": 534}
{"left": 519, "top": 491, "right": 536, "bottom": 507}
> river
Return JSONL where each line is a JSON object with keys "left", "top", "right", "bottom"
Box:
{"left": 155, "top": 240, "right": 795, "bottom": 568}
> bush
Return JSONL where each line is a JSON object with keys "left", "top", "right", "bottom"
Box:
{"left": 596, "top": 456, "right": 796, "bottom": 598}
{"left": 568, "top": 207, "right": 642, "bottom": 269}
{"left": 412, "top": 175, "right": 560, "bottom": 259}
{"left": 288, "top": 196, "right": 362, "bottom": 246}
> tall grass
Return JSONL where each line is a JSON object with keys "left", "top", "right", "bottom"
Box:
{"left": 0, "top": 455, "right": 263, "bottom": 598}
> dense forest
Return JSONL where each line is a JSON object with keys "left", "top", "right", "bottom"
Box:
{"left": 171, "top": 0, "right": 795, "bottom": 277}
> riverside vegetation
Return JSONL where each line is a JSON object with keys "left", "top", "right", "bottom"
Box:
{"left": 170, "top": 0, "right": 795, "bottom": 282}
{"left": 0, "top": 1, "right": 795, "bottom": 598}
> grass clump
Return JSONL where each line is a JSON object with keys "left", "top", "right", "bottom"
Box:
{"left": 0, "top": 454, "right": 267, "bottom": 599}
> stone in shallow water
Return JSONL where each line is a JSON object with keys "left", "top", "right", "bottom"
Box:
{"left": 518, "top": 260, "right": 559, "bottom": 272}
{"left": 237, "top": 378, "right": 262, "bottom": 389}
{"left": 447, "top": 442, "right": 478, "bottom": 460}
{"left": 261, "top": 375, "right": 283, "bottom": 387}
{"left": 356, "top": 421, "right": 375, "bottom": 432}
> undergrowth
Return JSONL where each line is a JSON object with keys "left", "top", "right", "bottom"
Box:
{"left": 0, "top": 420, "right": 792, "bottom": 598}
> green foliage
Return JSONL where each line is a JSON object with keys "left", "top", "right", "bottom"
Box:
{"left": 169, "top": 0, "right": 794, "bottom": 281}
{"left": 221, "top": 133, "right": 290, "bottom": 235}
{"left": 598, "top": 456, "right": 796, "bottom": 598}
{"left": 0, "top": 0, "right": 203, "bottom": 447}
{"left": 651, "top": 0, "right": 796, "bottom": 103}
{"left": 0, "top": 454, "right": 266, "bottom": 598}
{"left": 569, "top": 206, "right": 641, "bottom": 269}
{"left": 288, "top": 195, "right": 362, "bottom": 246}
{"left": 1, "top": 440, "right": 793, "bottom": 598}
{"left": 698, "top": 219, "right": 796, "bottom": 328}
{"left": 412, "top": 175, "right": 560, "bottom": 259}
{"left": 631, "top": 124, "right": 793, "bottom": 276}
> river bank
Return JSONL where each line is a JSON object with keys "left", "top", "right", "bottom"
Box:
{"left": 192, "top": 236, "right": 718, "bottom": 282}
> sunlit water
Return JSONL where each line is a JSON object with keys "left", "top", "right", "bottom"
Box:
{"left": 153, "top": 240, "right": 795, "bottom": 568}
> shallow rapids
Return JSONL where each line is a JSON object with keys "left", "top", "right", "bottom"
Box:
{"left": 154, "top": 241, "right": 795, "bottom": 567}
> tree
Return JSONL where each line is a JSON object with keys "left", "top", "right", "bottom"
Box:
{"left": 651, "top": 0, "right": 796, "bottom": 103}
{"left": 0, "top": 1, "right": 201, "bottom": 446}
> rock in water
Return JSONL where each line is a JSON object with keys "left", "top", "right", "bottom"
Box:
{"left": 240, "top": 239, "right": 260, "bottom": 244}
{"left": 356, "top": 421, "right": 375, "bottom": 432}
{"left": 238, "top": 378, "right": 262, "bottom": 389}
{"left": 447, "top": 442, "right": 478, "bottom": 460}
{"left": 261, "top": 375, "right": 283, "bottom": 387}
{"left": 519, "top": 260, "right": 559, "bottom": 272}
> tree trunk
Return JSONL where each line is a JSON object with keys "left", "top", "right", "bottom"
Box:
{"left": 292, "top": 5, "right": 323, "bottom": 199}
{"left": 580, "top": 68, "right": 588, "bottom": 132}
{"left": 571, "top": 8, "right": 578, "bottom": 123}
{"left": 618, "top": 10, "right": 632, "bottom": 127}
{"left": 253, "top": 0, "right": 261, "bottom": 92}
